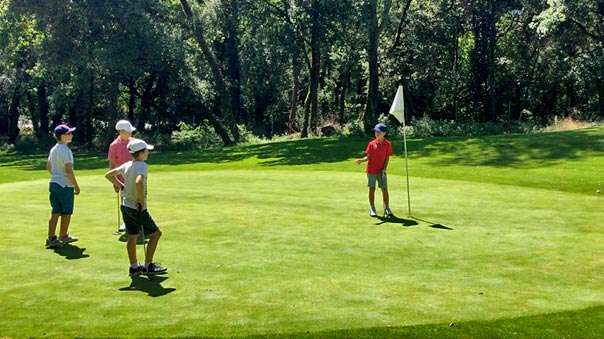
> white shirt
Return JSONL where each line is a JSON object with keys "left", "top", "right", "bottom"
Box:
{"left": 114, "top": 160, "right": 148, "bottom": 210}
{"left": 48, "top": 144, "right": 74, "bottom": 188}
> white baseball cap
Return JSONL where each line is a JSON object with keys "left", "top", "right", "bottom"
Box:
{"left": 127, "top": 138, "right": 154, "bottom": 153}
{"left": 115, "top": 120, "right": 136, "bottom": 133}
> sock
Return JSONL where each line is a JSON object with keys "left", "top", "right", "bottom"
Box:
{"left": 131, "top": 263, "right": 140, "bottom": 269}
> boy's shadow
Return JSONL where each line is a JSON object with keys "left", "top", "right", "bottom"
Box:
{"left": 53, "top": 244, "right": 89, "bottom": 259}
{"left": 375, "top": 215, "right": 454, "bottom": 230}
{"left": 375, "top": 215, "right": 418, "bottom": 227}
{"left": 119, "top": 275, "right": 176, "bottom": 297}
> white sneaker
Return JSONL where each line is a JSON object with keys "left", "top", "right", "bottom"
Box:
{"left": 369, "top": 206, "right": 378, "bottom": 217}
{"left": 384, "top": 206, "right": 393, "bottom": 217}
{"left": 59, "top": 233, "right": 79, "bottom": 245}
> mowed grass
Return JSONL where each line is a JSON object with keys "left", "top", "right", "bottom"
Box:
{"left": 1, "top": 127, "right": 604, "bottom": 338}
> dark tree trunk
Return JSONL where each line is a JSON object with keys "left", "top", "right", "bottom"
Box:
{"left": 8, "top": 88, "right": 21, "bottom": 144}
{"left": 364, "top": 0, "right": 379, "bottom": 131}
{"left": 180, "top": 0, "right": 237, "bottom": 145}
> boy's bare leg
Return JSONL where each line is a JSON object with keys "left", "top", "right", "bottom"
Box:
{"left": 381, "top": 188, "right": 390, "bottom": 206}
{"left": 48, "top": 214, "right": 60, "bottom": 237}
{"left": 127, "top": 235, "right": 138, "bottom": 265}
{"left": 145, "top": 230, "right": 162, "bottom": 264}
{"left": 58, "top": 215, "right": 71, "bottom": 237}
{"left": 368, "top": 187, "right": 376, "bottom": 206}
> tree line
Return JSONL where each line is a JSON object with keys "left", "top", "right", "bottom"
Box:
{"left": 1, "top": 0, "right": 602, "bottom": 147}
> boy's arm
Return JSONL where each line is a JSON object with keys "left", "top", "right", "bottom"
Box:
{"left": 135, "top": 174, "right": 145, "bottom": 211}
{"left": 46, "top": 161, "right": 52, "bottom": 174}
{"left": 104, "top": 168, "right": 125, "bottom": 190}
{"left": 355, "top": 154, "right": 370, "bottom": 164}
{"left": 64, "top": 163, "right": 80, "bottom": 195}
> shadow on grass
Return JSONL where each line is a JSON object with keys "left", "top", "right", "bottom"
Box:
{"left": 374, "top": 215, "right": 453, "bottom": 230}
{"left": 52, "top": 244, "right": 90, "bottom": 259}
{"left": 241, "top": 305, "right": 604, "bottom": 339}
{"left": 117, "top": 232, "right": 149, "bottom": 244}
{"left": 412, "top": 216, "right": 454, "bottom": 230}
{"left": 375, "top": 215, "right": 419, "bottom": 227}
{"left": 119, "top": 275, "right": 175, "bottom": 297}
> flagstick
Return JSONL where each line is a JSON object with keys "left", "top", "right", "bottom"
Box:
{"left": 389, "top": 84, "right": 411, "bottom": 218}
{"left": 402, "top": 126, "right": 411, "bottom": 217}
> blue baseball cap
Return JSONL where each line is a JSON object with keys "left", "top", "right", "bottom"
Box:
{"left": 373, "top": 123, "right": 387, "bottom": 132}
{"left": 53, "top": 124, "right": 76, "bottom": 137}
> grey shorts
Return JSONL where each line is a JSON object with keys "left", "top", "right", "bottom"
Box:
{"left": 367, "top": 173, "right": 388, "bottom": 188}
{"left": 121, "top": 206, "right": 159, "bottom": 236}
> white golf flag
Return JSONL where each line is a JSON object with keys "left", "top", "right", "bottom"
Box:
{"left": 389, "top": 85, "right": 405, "bottom": 125}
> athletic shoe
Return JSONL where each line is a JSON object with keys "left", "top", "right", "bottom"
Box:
{"left": 45, "top": 236, "right": 62, "bottom": 248}
{"left": 59, "top": 233, "right": 79, "bottom": 245}
{"left": 118, "top": 223, "right": 126, "bottom": 232}
{"left": 384, "top": 206, "right": 394, "bottom": 217}
{"left": 129, "top": 265, "right": 143, "bottom": 277}
{"left": 144, "top": 263, "right": 167, "bottom": 275}
{"left": 369, "top": 206, "right": 378, "bottom": 217}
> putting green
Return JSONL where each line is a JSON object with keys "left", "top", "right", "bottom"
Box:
{"left": 0, "top": 170, "right": 602, "bottom": 337}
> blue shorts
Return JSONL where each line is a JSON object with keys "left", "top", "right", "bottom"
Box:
{"left": 49, "top": 183, "right": 74, "bottom": 215}
{"left": 367, "top": 173, "right": 388, "bottom": 188}
{"left": 121, "top": 206, "right": 160, "bottom": 236}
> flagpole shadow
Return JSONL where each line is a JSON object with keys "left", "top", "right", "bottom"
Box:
{"left": 410, "top": 216, "right": 453, "bottom": 230}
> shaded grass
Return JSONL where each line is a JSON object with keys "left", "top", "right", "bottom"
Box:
{"left": 2, "top": 126, "right": 603, "bottom": 194}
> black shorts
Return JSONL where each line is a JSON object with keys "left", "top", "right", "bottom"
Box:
{"left": 121, "top": 205, "right": 159, "bottom": 236}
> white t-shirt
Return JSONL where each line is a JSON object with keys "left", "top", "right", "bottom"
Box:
{"left": 114, "top": 160, "right": 148, "bottom": 210}
{"left": 48, "top": 144, "right": 74, "bottom": 188}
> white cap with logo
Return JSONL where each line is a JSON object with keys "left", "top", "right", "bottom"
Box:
{"left": 127, "top": 138, "right": 154, "bottom": 153}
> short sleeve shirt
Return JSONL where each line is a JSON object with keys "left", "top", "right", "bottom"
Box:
{"left": 108, "top": 137, "right": 132, "bottom": 167}
{"left": 48, "top": 143, "right": 74, "bottom": 187}
{"left": 113, "top": 160, "right": 149, "bottom": 210}
{"left": 365, "top": 138, "right": 393, "bottom": 174}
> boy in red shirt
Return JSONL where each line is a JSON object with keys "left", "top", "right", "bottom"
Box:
{"left": 356, "top": 123, "right": 394, "bottom": 217}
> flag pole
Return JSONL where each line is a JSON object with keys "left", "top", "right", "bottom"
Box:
{"left": 402, "top": 123, "right": 411, "bottom": 217}
{"left": 389, "top": 85, "right": 411, "bottom": 217}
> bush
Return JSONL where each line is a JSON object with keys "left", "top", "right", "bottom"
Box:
{"left": 401, "top": 116, "right": 540, "bottom": 138}
{"left": 162, "top": 121, "right": 224, "bottom": 151}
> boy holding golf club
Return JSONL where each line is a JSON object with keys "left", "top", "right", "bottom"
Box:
{"left": 356, "top": 123, "right": 394, "bottom": 217}
{"left": 105, "top": 138, "right": 167, "bottom": 276}
{"left": 46, "top": 124, "right": 80, "bottom": 248}
{"left": 107, "top": 119, "right": 135, "bottom": 234}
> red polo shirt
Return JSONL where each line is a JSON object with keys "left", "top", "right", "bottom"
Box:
{"left": 365, "top": 138, "right": 393, "bottom": 174}
{"left": 108, "top": 136, "right": 132, "bottom": 167}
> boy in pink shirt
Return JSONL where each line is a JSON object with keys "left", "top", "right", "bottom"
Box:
{"left": 355, "top": 123, "right": 394, "bottom": 217}
{"left": 108, "top": 120, "right": 135, "bottom": 233}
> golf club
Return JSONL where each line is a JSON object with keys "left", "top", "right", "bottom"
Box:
{"left": 113, "top": 192, "right": 121, "bottom": 235}
{"left": 138, "top": 203, "right": 147, "bottom": 275}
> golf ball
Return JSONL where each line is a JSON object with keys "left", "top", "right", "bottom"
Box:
{"left": 597, "top": 189, "right": 601, "bottom": 194}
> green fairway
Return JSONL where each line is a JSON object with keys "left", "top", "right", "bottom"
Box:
{"left": 1, "top": 127, "right": 604, "bottom": 338}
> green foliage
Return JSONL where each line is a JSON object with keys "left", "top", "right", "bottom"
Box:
{"left": 161, "top": 121, "right": 224, "bottom": 151}
{"left": 405, "top": 115, "right": 540, "bottom": 138}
